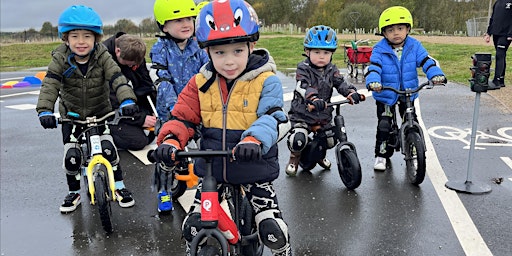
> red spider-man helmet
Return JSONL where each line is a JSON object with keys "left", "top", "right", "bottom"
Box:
{"left": 195, "top": 0, "right": 259, "bottom": 48}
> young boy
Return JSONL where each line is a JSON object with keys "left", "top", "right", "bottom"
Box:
{"left": 365, "top": 6, "right": 446, "bottom": 171}
{"left": 36, "top": 5, "right": 139, "bottom": 213}
{"left": 285, "top": 25, "right": 362, "bottom": 176}
{"left": 151, "top": 0, "right": 209, "bottom": 213}
{"left": 151, "top": 0, "right": 209, "bottom": 121}
{"left": 103, "top": 32, "right": 157, "bottom": 150}
{"left": 153, "top": 1, "right": 292, "bottom": 255}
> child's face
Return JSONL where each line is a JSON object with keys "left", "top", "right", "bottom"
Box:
{"left": 382, "top": 24, "right": 409, "bottom": 46}
{"left": 306, "top": 49, "right": 333, "bottom": 68}
{"left": 208, "top": 42, "right": 254, "bottom": 81}
{"left": 163, "top": 17, "right": 195, "bottom": 40}
{"left": 66, "top": 30, "right": 96, "bottom": 57}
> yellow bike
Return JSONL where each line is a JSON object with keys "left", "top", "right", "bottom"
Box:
{"left": 58, "top": 110, "right": 130, "bottom": 233}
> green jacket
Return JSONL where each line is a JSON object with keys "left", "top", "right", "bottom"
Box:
{"left": 36, "top": 43, "right": 136, "bottom": 120}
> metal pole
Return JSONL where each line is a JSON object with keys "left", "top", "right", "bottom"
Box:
{"left": 465, "top": 92, "right": 481, "bottom": 182}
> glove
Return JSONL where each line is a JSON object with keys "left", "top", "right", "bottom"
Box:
{"left": 155, "top": 139, "right": 181, "bottom": 166}
{"left": 120, "top": 99, "right": 139, "bottom": 116}
{"left": 307, "top": 97, "right": 326, "bottom": 112}
{"left": 38, "top": 111, "right": 57, "bottom": 129}
{"left": 368, "top": 82, "right": 382, "bottom": 92}
{"left": 347, "top": 90, "right": 361, "bottom": 104}
{"left": 233, "top": 136, "right": 262, "bottom": 162}
{"left": 432, "top": 75, "right": 447, "bottom": 84}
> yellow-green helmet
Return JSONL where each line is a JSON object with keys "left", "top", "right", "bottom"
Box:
{"left": 153, "top": 0, "right": 197, "bottom": 25}
{"left": 196, "top": 1, "right": 209, "bottom": 15}
{"left": 379, "top": 6, "right": 413, "bottom": 32}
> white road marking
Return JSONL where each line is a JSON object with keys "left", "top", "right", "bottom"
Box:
{"left": 501, "top": 157, "right": 512, "bottom": 170}
{"left": 417, "top": 100, "right": 492, "bottom": 256}
{"left": 0, "top": 90, "right": 40, "bottom": 99}
{"left": 5, "top": 104, "right": 36, "bottom": 110}
{"left": 0, "top": 76, "right": 25, "bottom": 82}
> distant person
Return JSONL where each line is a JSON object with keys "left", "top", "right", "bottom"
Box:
{"left": 365, "top": 6, "right": 446, "bottom": 171}
{"left": 36, "top": 5, "right": 138, "bottom": 213}
{"left": 285, "top": 25, "right": 362, "bottom": 176}
{"left": 150, "top": 0, "right": 209, "bottom": 213}
{"left": 103, "top": 32, "right": 157, "bottom": 150}
{"left": 484, "top": 0, "right": 512, "bottom": 87}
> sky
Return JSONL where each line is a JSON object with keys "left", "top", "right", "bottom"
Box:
{"left": 0, "top": 0, "right": 159, "bottom": 32}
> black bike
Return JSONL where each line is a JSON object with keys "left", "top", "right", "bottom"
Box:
{"left": 375, "top": 80, "right": 444, "bottom": 185}
{"left": 298, "top": 98, "right": 364, "bottom": 190}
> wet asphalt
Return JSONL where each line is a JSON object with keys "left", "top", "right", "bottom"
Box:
{"left": 1, "top": 70, "right": 511, "bottom": 256}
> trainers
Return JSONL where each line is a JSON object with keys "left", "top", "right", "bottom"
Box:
{"left": 60, "top": 193, "right": 81, "bottom": 213}
{"left": 374, "top": 157, "right": 387, "bottom": 171}
{"left": 158, "top": 191, "right": 173, "bottom": 212}
{"left": 285, "top": 154, "right": 300, "bottom": 176}
{"left": 318, "top": 158, "right": 331, "bottom": 169}
{"left": 272, "top": 244, "right": 292, "bottom": 256}
{"left": 115, "top": 188, "right": 135, "bottom": 208}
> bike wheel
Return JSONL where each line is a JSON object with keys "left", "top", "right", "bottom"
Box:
{"left": 336, "top": 148, "right": 362, "bottom": 190}
{"left": 404, "top": 132, "right": 426, "bottom": 185}
{"left": 197, "top": 245, "right": 221, "bottom": 256}
{"left": 94, "top": 165, "right": 113, "bottom": 233}
{"left": 171, "top": 166, "right": 187, "bottom": 200}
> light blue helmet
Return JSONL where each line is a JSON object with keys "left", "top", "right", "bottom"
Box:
{"left": 58, "top": 5, "right": 103, "bottom": 38}
{"left": 303, "top": 25, "right": 338, "bottom": 51}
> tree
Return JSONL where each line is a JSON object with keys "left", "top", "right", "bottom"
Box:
{"left": 39, "top": 22, "right": 57, "bottom": 40}
{"left": 114, "top": 19, "right": 139, "bottom": 34}
{"left": 140, "top": 18, "right": 160, "bottom": 37}
{"left": 337, "top": 3, "right": 380, "bottom": 33}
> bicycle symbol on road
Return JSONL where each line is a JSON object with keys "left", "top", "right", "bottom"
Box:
{"left": 428, "top": 126, "right": 512, "bottom": 150}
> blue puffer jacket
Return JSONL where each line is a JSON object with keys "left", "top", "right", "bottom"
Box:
{"left": 365, "top": 36, "right": 445, "bottom": 105}
{"left": 150, "top": 37, "right": 209, "bottom": 120}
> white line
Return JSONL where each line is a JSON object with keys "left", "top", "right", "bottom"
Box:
{"left": 501, "top": 157, "right": 512, "bottom": 170}
{"left": 0, "top": 76, "right": 25, "bottom": 82}
{"left": 0, "top": 90, "right": 40, "bottom": 99}
{"left": 417, "top": 100, "right": 492, "bottom": 256}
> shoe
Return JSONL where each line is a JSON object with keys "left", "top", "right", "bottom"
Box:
{"left": 374, "top": 157, "right": 387, "bottom": 171}
{"left": 115, "top": 188, "right": 135, "bottom": 208}
{"left": 158, "top": 191, "right": 173, "bottom": 212}
{"left": 272, "top": 244, "right": 292, "bottom": 256}
{"left": 60, "top": 192, "right": 81, "bottom": 213}
{"left": 318, "top": 158, "right": 331, "bottom": 169}
{"left": 285, "top": 154, "right": 300, "bottom": 176}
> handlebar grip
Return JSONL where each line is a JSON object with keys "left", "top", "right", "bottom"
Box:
{"left": 147, "top": 149, "right": 157, "bottom": 163}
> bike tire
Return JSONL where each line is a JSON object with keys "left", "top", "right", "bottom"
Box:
{"left": 336, "top": 148, "right": 362, "bottom": 190}
{"left": 404, "top": 132, "right": 426, "bottom": 185}
{"left": 171, "top": 167, "right": 187, "bottom": 200}
{"left": 197, "top": 245, "right": 221, "bottom": 256}
{"left": 239, "top": 196, "right": 264, "bottom": 256}
{"left": 94, "top": 165, "right": 113, "bottom": 233}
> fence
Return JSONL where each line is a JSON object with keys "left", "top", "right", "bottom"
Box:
{"left": 466, "top": 17, "right": 488, "bottom": 37}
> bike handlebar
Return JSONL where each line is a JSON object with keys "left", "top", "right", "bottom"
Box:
{"left": 57, "top": 110, "right": 132, "bottom": 126}
{"left": 147, "top": 149, "right": 232, "bottom": 163}
{"left": 379, "top": 80, "right": 445, "bottom": 95}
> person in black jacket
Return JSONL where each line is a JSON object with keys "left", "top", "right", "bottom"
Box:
{"left": 103, "top": 32, "right": 157, "bottom": 150}
{"left": 484, "top": 0, "right": 512, "bottom": 87}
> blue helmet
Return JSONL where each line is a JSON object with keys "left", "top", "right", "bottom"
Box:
{"left": 58, "top": 5, "right": 103, "bottom": 38}
{"left": 303, "top": 25, "right": 338, "bottom": 51}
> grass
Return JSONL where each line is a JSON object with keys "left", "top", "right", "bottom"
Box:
{"left": 1, "top": 36, "right": 510, "bottom": 87}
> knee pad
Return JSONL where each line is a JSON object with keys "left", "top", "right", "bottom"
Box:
{"left": 255, "top": 209, "right": 289, "bottom": 250}
{"left": 377, "top": 117, "right": 392, "bottom": 133}
{"left": 100, "top": 135, "right": 119, "bottom": 165}
{"left": 182, "top": 212, "right": 202, "bottom": 243}
{"left": 287, "top": 127, "right": 309, "bottom": 153}
{"left": 62, "top": 143, "right": 82, "bottom": 175}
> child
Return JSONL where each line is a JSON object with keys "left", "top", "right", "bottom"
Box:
{"left": 153, "top": 1, "right": 292, "bottom": 255}
{"left": 103, "top": 32, "right": 157, "bottom": 150}
{"left": 151, "top": 0, "right": 209, "bottom": 121}
{"left": 285, "top": 25, "right": 362, "bottom": 176}
{"left": 151, "top": 0, "right": 209, "bottom": 213}
{"left": 36, "top": 5, "right": 139, "bottom": 213}
{"left": 365, "top": 6, "right": 446, "bottom": 171}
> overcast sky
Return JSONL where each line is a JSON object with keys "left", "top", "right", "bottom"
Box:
{"left": 0, "top": 0, "right": 160, "bottom": 32}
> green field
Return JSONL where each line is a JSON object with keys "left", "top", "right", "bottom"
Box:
{"left": 1, "top": 36, "right": 510, "bottom": 87}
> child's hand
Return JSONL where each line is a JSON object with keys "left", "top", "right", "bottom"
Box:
{"left": 38, "top": 112, "right": 57, "bottom": 129}
{"left": 368, "top": 82, "right": 382, "bottom": 92}
{"left": 306, "top": 98, "right": 326, "bottom": 112}
{"left": 120, "top": 99, "right": 139, "bottom": 116}
{"left": 432, "top": 75, "right": 447, "bottom": 84}
{"left": 233, "top": 136, "right": 262, "bottom": 161}
{"left": 155, "top": 139, "right": 181, "bottom": 166}
{"left": 347, "top": 90, "right": 362, "bottom": 105}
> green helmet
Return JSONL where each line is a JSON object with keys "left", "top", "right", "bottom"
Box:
{"left": 379, "top": 6, "right": 413, "bottom": 32}
{"left": 153, "top": 0, "right": 197, "bottom": 25}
